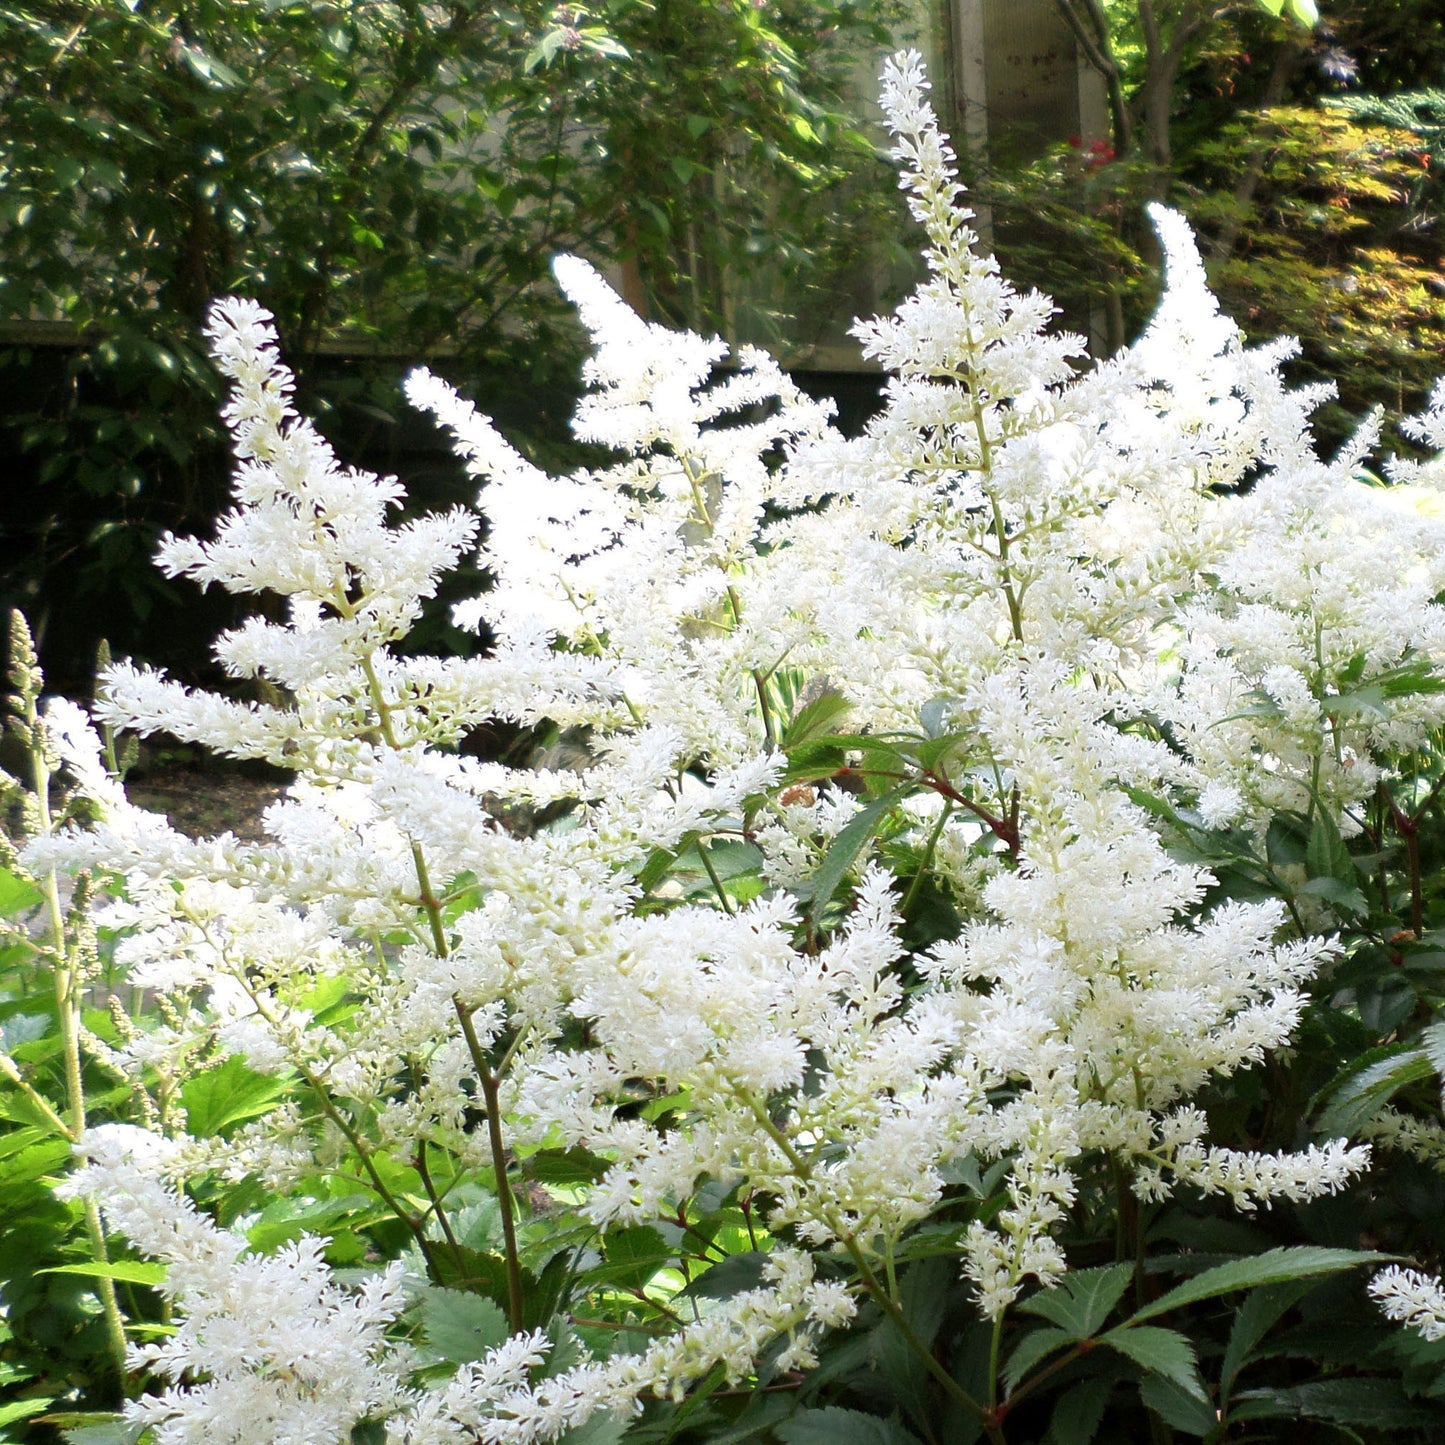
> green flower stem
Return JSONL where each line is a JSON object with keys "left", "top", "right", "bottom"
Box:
{"left": 455, "top": 1000, "right": 527, "bottom": 1335}
{"left": 734, "top": 1087, "right": 1004, "bottom": 1443}
{"left": 696, "top": 839, "right": 736, "bottom": 916}
{"left": 214, "top": 947, "right": 446, "bottom": 1277}
{"left": 24, "top": 694, "right": 129, "bottom": 1381}
{"left": 987, "top": 1312, "right": 1006, "bottom": 1411}
{"left": 899, "top": 800, "right": 953, "bottom": 917}
{"left": 353, "top": 642, "right": 528, "bottom": 1322}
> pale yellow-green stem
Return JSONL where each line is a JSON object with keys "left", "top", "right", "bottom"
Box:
{"left": 24, "top": 712, "right": 128, "bottom": 1379}
{"left": 352, "top": 642, "right": 528, "bottom": 1331}
{"left": 185, "top": 912, "right": 448, "bottom": 1277}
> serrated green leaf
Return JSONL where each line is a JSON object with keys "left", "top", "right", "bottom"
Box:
{"left": 1138, "top": 1373, "right": 1217, "bottom": 1435}
{"left": 246, "top": 1193, "right": 376, "bottom": 1251}
{"left": 0, "top": 867, "right": 42, "bottom": 917}
{"left": 682, "top": 1251, "right": 768, "bottom": 1299}
{"left": 0, "top": 1136, "right": 72, "bottom": 1186}
{"left": 56, "top": 1418, "right": 146, "bottom": 1445}
{"left": 780, "top": 739, "right": 850, "bottom": 786}
{"left": 1317, "top": 1047, "right": 1433, "bottom": 1135}
{"left": 597, "top": 1225, "right": 670, "bottom": 1291}
{"left": 919, "top": 695, "right": 957, "bottom": 739}
{"left": 776, "top": 1407, "right": 923, "bottom": 1445}
{"left": 1295, "top": 876, "right": 1366, "bottom": 916}
{"left": 556, "top": 1411, "right": 627, "bottom": 1444}
{"left": 783, "top": 691, "right": 852, "bottom": 749}
{"left": 419, "top": 1286, "right": 509, "bottom": 1366}
{"left": 1209, "top": 689, "right": 1283, "bottom": 727}
{"left": 1375, "top": 661, "right": 1445, "bottom": 699}
{"left": 1128, "top": 1248, "right": 1392, "bottom": 1324}
{"left": 637, "top": 832, "right": 700, "bottom": 895}
{"left": 1018, "top": 1264, "right": 1132, "bottom": 1337}
{"left": 1266, "top": 814, "right": 1309, "bottom": 868}
{"left": 1305, "top": 807, "right": 1355, "bottom": 886}
{"left": 1233, "top": 1376, "right": 1436, "bottom": 1427}
{"left": 0, "top": 1399, "right": 51, "bottom": 1429}
{"left": 1003, "top": 1326, "right": 1077, "bottom": 1393}
{"left": 527, "top": 1148, "right": 608, "bottom": 1188}
{"left": 805, "top": 786, "right": 909, "bottom": 929}
{"left": 1101, "top": 1326, "right": 1206, "bottom": 1400}
{"left": 180, "top": 1054, "right": 288, "bottom": 1137}
{"left": 1419, "top": 1020, "right": 1445, "bottom": 1078}
{"left": 1048, "top": 1376, "right": 1113, "bottom": 1445}
{"left": 0, "top": 1084, "right": 65, "bottom": 1135}
{"left": 1220, "top": 1278, "right": 1317, "bottom": 1397}
{"left": 913, "top": 733, "right": 970, "bottom": 773}
{"left": 1326, "top": 686, "right": 1388, "bottom": 721}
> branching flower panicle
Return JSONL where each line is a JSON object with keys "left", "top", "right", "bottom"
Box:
{"left": 22, "top": 47, "right": 1445, "bottom": 1445}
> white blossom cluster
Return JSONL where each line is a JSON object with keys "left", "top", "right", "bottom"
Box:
{"left": 32, "top": 48, "right": 1445, "bottom": 1444}
{"left": 61, "top": 1126, "right": 412, "bottom": 1445}
{"left": 1369, "top": 1265, "right": 1445, "bottom": 1344}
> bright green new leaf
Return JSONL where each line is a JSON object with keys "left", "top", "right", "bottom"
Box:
{"left": 595, "top": 1225, "right": 671, "bottom": 1291}
{"left": 806, "top": 786, "right": 909, "bottom": 929}
{"left": 418, "top": 1286, "right": 509, "bottom": 1366}
{"left": 246, "top": 1193, "right": 377, "bottom": 1252}
{"left": 40, "top": 1260, "right": 168, "bottom": 1287}
{"left": 0, "top": 1399, "right": 51, "bottom": 1429}
{"left": 0, "top": 868, "right": 42, "bottom": 917}
{"left": 1251, "top": 0, "right": 1317, "bottom": 21}
{"left": 782, "top": 690, "right": 852, "bottom": 750}
{"left": 179, "top": 1054, "right": 289, "bottom": 1137}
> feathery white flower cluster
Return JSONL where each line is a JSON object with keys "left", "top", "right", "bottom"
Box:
{"left": 1370, "top": 1266, "right": 1445, "bottom": 1343}
{"left": 33, "top": 47, "right": 1445, "bottom": 1441}
{"left": 64, "top": 1126, "right": 411, "bottom": 1445}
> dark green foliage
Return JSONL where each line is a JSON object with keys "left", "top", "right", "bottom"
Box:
{"left": 0, "top": 0, "right": 901, "bottom": 688}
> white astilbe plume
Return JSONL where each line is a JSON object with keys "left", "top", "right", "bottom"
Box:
{"left": 408, "top": 255, "right": 836, "bottom": 765}
{"left": 1370, "top": 1266, "right": 1445, "bottom": 1343}
{"left": 65, "top": 1126, "right": 410, "bottom": 1445}
{"left": 1390, "top": 379, "right": 1445, "bottom": 485}
{"left": 31, "top": 42, "right": 1445, "bottom": 1439}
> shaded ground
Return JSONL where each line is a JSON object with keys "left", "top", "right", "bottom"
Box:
{"left": 126, "top": 763, "right": 289, "bottom": 843}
